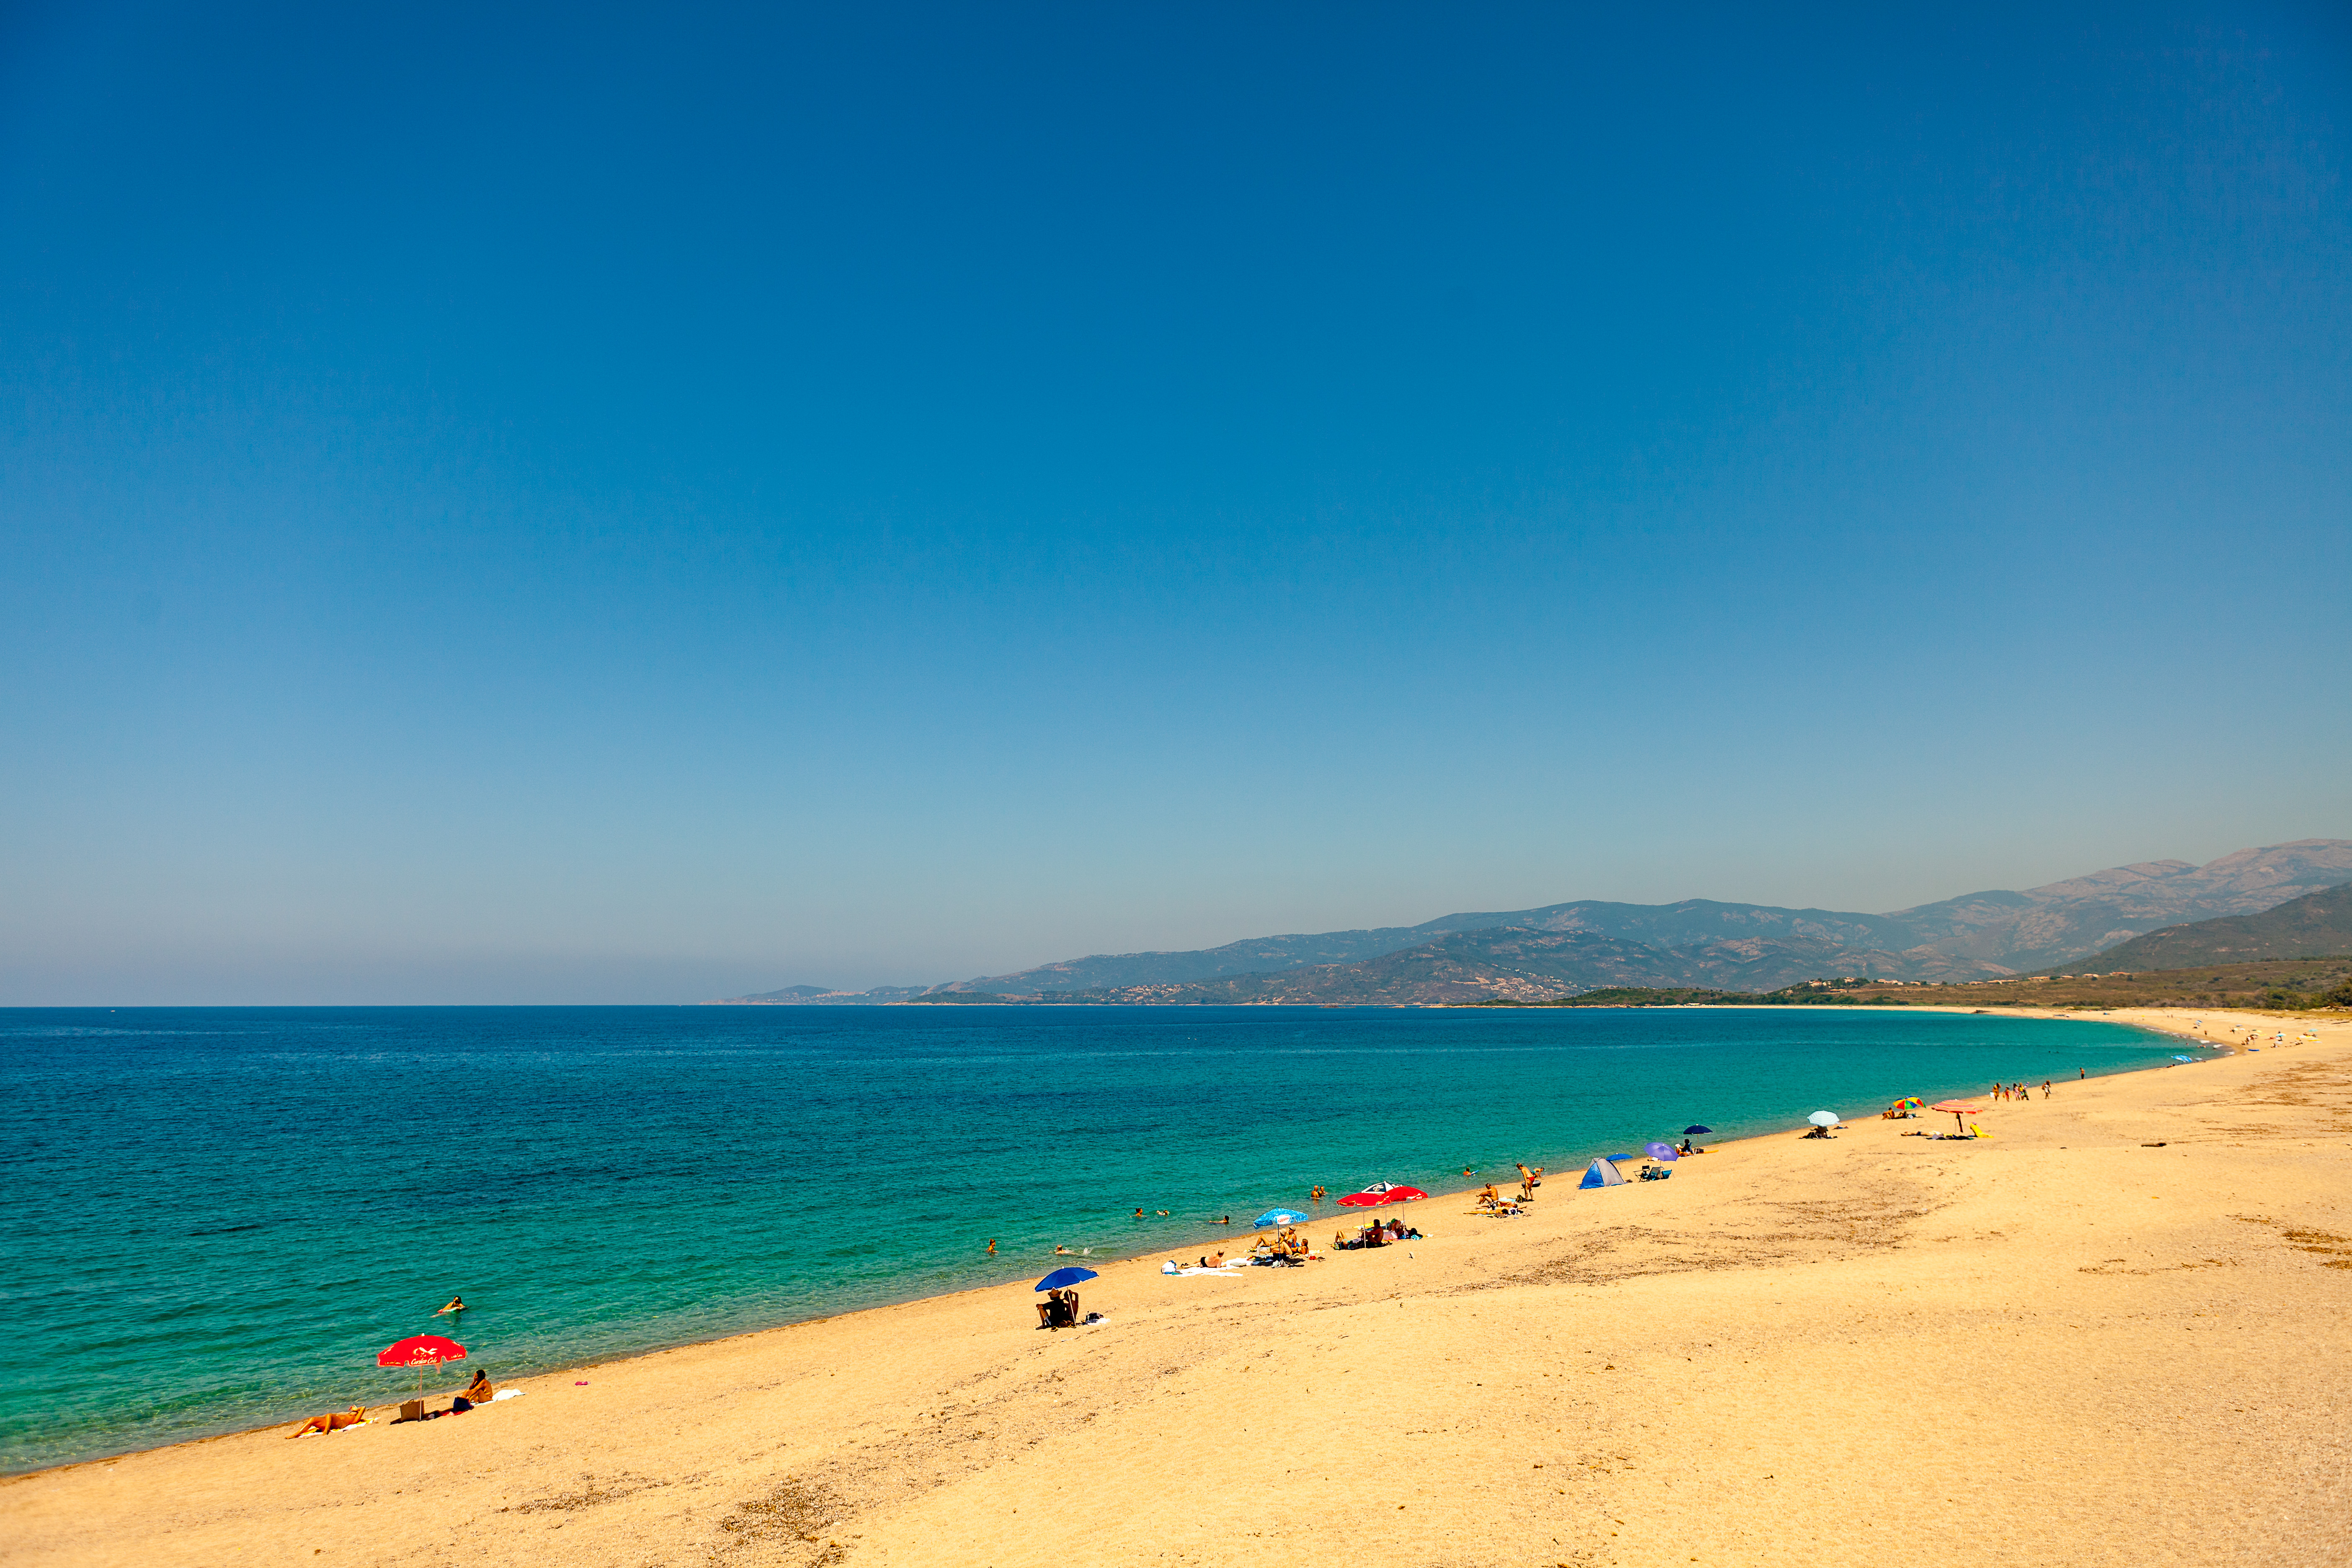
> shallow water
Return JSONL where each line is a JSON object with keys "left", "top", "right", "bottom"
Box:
{"left": 0, "top": 1003, "right": 2192, "bottom": 1472}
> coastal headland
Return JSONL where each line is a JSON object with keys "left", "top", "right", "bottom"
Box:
{"left": 9, "top": 1007, "right": 2349, "bottom": 1568}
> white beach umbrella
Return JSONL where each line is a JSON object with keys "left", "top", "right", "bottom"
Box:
{"left": 1807, "top": 1110, "right": 1840, "bottom": 1127}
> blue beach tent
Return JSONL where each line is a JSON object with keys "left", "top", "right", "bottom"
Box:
{"left": 1579, "top": 1158, "right": 1627, "bottom": 1189}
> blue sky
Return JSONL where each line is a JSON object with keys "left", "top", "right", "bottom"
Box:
{"left": 4, "top": 3, "right": 2347, "bottom": 1003}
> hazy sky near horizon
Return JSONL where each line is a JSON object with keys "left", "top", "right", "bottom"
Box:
{"left": 5, "top": 3, "right": 2349, "bottom": 1003}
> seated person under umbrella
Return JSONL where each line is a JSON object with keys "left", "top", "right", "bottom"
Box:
{"left": 449, "top": 1370, "right": 494, "bottom": 1413}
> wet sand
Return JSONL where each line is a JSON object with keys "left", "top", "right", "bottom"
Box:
{"left": 9, "top": 1006, "right": 2350, "bottom": 1568}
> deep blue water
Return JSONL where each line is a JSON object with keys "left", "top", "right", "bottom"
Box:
{"left": 0, "top": 1004, "right": 2194, "bottom": 1472}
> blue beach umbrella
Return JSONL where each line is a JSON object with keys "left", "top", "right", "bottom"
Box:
{"left": 1034, "top": 1266, "right": 1099, "bottom": 1292}
{"left": 1254, "top": 1209, "right": 1310, "bottom": 1228}
{"left": 1683, "top": 1126, "right": 1712, "bottom": 1135}
{"left": 1643, "top": 1141, "right": 1679, "bottom": 1161}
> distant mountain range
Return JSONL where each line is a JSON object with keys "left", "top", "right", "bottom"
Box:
{"left": 709, "top": 838, "right": 2352, "bottom": 1007}
{"left": 2067, "top": 881, "right": 2352, "bottom": 971}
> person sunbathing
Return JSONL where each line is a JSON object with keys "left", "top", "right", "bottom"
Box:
{"left": 449, "top": 1371, "right": 494, "bottom": 1413}
{"left": 288, "top": 1405, "right": 367, "bottom": 1437}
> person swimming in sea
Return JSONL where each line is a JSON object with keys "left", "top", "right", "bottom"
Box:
{"left": 985, "top": 1239, "right": 996, "bottom": 1255}
{"left": 436, "top": 1296, "right": 465, "bottom": 1316}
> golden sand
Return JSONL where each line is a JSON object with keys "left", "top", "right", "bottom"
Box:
{"left": 10, "top": 1006, "right": 2351, "bottom": 1568}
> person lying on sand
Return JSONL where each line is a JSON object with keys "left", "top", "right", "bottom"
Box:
{"left": 288, "top": 1405, "right": 367, "bottom": 1437}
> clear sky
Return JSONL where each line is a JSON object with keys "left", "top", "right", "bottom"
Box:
{"left": 4, "top": 3, "right": 2347, "bottom": 1003}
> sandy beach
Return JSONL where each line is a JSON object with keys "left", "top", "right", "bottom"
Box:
{"left": 10, "top": 1006, "right": 2350, "bottom": 1568}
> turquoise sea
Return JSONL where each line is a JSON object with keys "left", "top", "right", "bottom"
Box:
{"left": 0, "top": 1004, "right": 2195, "bottom": 1473}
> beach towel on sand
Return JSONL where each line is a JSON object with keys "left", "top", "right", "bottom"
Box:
{"left": 491, "top": 1389, "right": 523, "bottom": 1401}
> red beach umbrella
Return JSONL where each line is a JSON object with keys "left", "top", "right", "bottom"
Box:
{"left": 1929, "top": 1099, "right": 1982, "bottom": 1133}
{"left": 1338, "top": 1186, "right": 1428, "bottom": 1207}
{"left": 378, "top": 1334, "right": 467, "bottom": 1400}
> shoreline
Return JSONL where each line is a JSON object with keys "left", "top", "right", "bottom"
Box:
{"left": 5, "top": 1004, "right": 2258, "bottom": 1481}
{"left": 12, "top": 1005, "right": 2348, "bottom": 1566}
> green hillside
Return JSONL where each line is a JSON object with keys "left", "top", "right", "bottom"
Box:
{"left": 2066, "top": 882, "right": 2352, "bottom": 970}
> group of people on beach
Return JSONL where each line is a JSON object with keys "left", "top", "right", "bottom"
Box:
{"left": 1991, "top": 1081, "right": 2052, "bottom": 1101}
{"left": 1252, "top": 1227, "right": 1312, "bottom": 1263}
{"left": 1336, "top": 1215, "right": 1419, "bottom": 1249}
{"left": 287, "top": 1296, "right": 490, "bottom": 1438}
